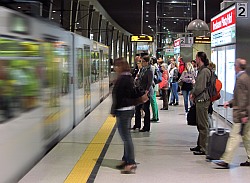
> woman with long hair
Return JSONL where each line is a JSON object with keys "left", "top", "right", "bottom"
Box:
{"left": 111, "top": 58, "right": 140, "bottom": 174}
{"left": 179, "top": 62, "right": 196, "bottom": 113}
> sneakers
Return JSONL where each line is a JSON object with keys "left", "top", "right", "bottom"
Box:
{"left": 212, "top": 160, "right": 230, "bottom": 169}
{"left": 240, "top": 161, "right": 250, "bottom": 166}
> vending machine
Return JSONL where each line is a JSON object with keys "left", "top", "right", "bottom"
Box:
{"left": 211, "top": 2, "right": 250, "bottom": 122}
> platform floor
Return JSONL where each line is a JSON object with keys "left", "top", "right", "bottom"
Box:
{"left": 20, "top": 95, "right": 250, "bottom": 183}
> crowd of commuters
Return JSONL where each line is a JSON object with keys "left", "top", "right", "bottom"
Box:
{"left": 110, "top": 52, "right": 250, "bottom": 173}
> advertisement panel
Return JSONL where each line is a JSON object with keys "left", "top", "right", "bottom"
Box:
{"left": 211, "top": 5, "right": 236, "bottom": 47}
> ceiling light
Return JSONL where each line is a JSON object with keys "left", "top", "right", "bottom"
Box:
{"left": 53, "top": 10, "right": 56, "bottom": 13}
{"left": 146, "top": 15, "right": 149, "bottom": 17}
{"left": 146, "top": 11, "right": 149, "bottom": 13}
{"left": 18, "top": 6, "right": 21, "bottom": 9}
{"left": 146, "top": 2, "right": 150, "bottom": 4}
{"left": 163, "top": 14, "right": 166, "bottom": 16}
{"left": 174, "top": 22, "right": 176, "bottom": 24}
{"left": 76, "top": 22, "right": 80, "bottom": 24}
{"left": 187, "top": 19, "right": 209, "bottom": 31}
{"left": 145, "top": 20, "right": 148, "bottom": 23}
{"left": 51, "top": 17, "right": 54, "bottom": 20}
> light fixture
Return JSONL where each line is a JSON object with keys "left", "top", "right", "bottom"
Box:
{"left": 187, "top": 0, "right": 209, "bottom": 31}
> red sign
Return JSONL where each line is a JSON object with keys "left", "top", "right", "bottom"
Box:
{"left": 174, "top": 39, "right": 180, "bottom": 47}
{"left": 211, "top": 7, "right": 236, "bottom": 33}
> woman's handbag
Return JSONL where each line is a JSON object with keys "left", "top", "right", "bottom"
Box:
{"left": 132, "top": 86, "right": 148, "bottom": 106}
{"left": 178, "top": 79, "right": 183, "bottom": 87}
{"left": 187, "top": 104, "right": 197, "bottom": 126}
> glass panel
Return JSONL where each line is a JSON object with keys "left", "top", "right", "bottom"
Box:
{"left": 104, "top": 53, "right": 109, "bottom": 78}
{"left": 0, "top": 59, "right": 41, "bottom": 122}
{"left": 91, "top": 51, "right": 99, "bottom": 83}
{"left": 0, "top": 38, "right": 40, "bottom": 57}
{"left": 77, "top": 48, "right": 83, "bottom": 89}
{"left": 84, "top": 45, "right": 91, "bottom": 110}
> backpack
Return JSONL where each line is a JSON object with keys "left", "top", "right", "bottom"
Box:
{"left": 154, "top": 67, "right": 162, "bottom": 84}
{"left": 207, "top": 69, "right": 222, "bottom": 102}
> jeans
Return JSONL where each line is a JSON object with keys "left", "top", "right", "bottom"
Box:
{"left": 170, "top": 82, "right": 179, "bottom": 103}
{"left": 116, "top": 109, "right": 136, "bottom": 164}
{"left": 182, "top": 90, "right": 192, "bottom": 112}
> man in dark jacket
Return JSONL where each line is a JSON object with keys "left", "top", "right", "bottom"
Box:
{"left": 133, "top": 55, "right": 154, "bottom": 132}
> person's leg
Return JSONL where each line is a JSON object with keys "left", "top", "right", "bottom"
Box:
{"left": 161, "top": 89, "right": 168, "bottom": 109}
{"left": 242, "top": 121, "right": 250, "bottom": 163}
{"left": 221, "top": 123, "right": 242, "bottom": 163}
{"left": 196, "top": 100, "right": 210, "bottom": 152}
{"left": 134, "top": 104, "right": 142, "bottom": 129}
{"left": 116, "top": 110, "right": 136, "bottom": 164}
{"left": 172, "top": 82, "right": 179, "bottom": 104}
{"left": 150, "top": 91, "right": 159, "bottom": 120}
{"left": 142, "top": 100, "right": 151, "bottom": 131}
{"left": 182, "top": 90, "right": 188, "bottom": 112}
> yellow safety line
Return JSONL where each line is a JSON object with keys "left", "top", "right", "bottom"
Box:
{"left": 64, "top": 115, "right": 116, "bottom": 183}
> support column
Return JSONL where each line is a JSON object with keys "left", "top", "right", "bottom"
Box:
{"left": 71, "top": 0, "right": 79, "bottom": 32}
{"left": 60, "top": 0, "right": 71, "bottom": 31}
{"left": 92, "top": 11, "right": 100, "bottom": 41}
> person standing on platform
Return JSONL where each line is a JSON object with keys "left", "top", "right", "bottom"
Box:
{"left": 169, "top": 61, "right": 179, "bottom": 106}
{"left": 133, "top": 55, "right": 154, "bottom": 132}
{"left": 150, "top": 57, "right": 159, "bottom": 121}
{"left": 213, "top": 58, "right": 250, "bottom": 169}
{"left": 132, "top": 55, "right": 141, "bottom": 78}
{"left": 159, "top": 63, "right": 169, "bottom": 110}
{"left": 111, "top": 58, "right": 142, "bottom": 174}
{"left": 179, "top": 62, "right": 196, "bottom": 113}
{"left": 190, "top": 51, "right": 211, "bottom": 155}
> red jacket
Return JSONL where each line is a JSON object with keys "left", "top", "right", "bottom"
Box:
{"left": 178, "top": 61, "right": 185, "bottom": 74}
{"left": 159, "top": 70, "right": 169, "bottom": 89}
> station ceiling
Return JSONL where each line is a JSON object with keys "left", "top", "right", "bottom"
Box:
{"left": 98, "top": 0, "right": 222, "bottom": 37}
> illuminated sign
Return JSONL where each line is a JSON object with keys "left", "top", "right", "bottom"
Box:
{"left": 130, "top": 35, "right": 154, "bottom": 42}
{"left": 211, "top": 5, "right": 236, "bottom": 47}
{"left": 174, "top": 38, "right": 180, "bottom": 54}
{"left": 194, "top": 37, "right": 211, "bottom": 44}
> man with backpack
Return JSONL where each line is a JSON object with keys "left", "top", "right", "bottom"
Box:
{"left": 190, "top": 52, "right": 211, "bottom": 155}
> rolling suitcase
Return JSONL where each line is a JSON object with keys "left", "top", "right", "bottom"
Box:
{"left": 206, "top": 107, "right": 230, "bottom": 160}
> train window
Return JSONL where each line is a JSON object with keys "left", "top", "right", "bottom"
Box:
{"left": 0, "top": 38, "right": 40, "bottom": 57}
{"left": 9, "top": 13, "right": 30, "bottom": 35}
{"left": 91, "top": 51, "right": 99, "bottom": 83}
{"left": 103, "top": 53, "right": 109, "bottom": 78}
{"left": 77, "top": 48, "right": 83, "bottom": 89}
{"left": 61, "top": 46, "right": 70, "bottom": 94}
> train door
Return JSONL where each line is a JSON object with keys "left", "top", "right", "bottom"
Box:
{"left": 83, "top": 45, "right": 91, "bottom": 115}
{"left": 42, "top": 37, "right": 61, "bottom": 148}
{"left": 99, "top": 50, "right": 104, "bottom": 102}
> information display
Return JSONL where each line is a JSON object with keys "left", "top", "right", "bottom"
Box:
{"left": 225, "top": 48, "right": 235, "bottom": 94}
{"left": 211, "top": 49, "right": 218, "bottom": 74}
{"left": 217, "top": 49, "right": 225, "bottom": 91}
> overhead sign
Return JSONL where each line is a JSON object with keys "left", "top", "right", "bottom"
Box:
{"left": 174, "top": 38, "right": 180, "bottom": 54}
{"left": 237, "top": 2, "right": 248, "bottom": 18}
{"left": 194, "top": 37, "right": 211, "bottom": 44}
{"left": 130, "top": 35, "right": 154, "bottom": 42}
{"left": 211, "top": 5, "right": 236, "bottom": 47}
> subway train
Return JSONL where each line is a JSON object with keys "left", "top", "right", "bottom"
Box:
{"left": 0, "top": 6, "right": 110, "bottom": 183}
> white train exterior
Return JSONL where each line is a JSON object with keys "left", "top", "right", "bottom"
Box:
{"left": 0, "top": 6, "right": 109, "bottom": 183}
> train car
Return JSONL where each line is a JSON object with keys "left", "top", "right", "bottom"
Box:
{"left": 0, "top": 6, "right": 109, "bottom": 183}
